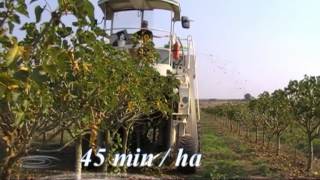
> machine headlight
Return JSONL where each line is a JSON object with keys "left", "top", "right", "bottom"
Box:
{"left": 182, "top": 96, "right": 189, "bottom": 104}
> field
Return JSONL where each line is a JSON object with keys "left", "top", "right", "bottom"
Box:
{"left": 194, "top": 99, "right": 320, "bottom": 179}
{"left": 195, "top": 111, "right": 300, "bottom": 179}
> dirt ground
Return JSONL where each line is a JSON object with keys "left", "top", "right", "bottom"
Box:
{"left": 197, "top": 111, "right": 320, "bottom": 179}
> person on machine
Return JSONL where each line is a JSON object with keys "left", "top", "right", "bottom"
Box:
{"left": 113, "top": 30, "right": 128, "bottom": 47}
{"left": 136, "top": 20, "right": 154, "bottom": 43}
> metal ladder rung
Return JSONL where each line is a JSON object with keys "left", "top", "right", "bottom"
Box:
{"left": 172, "top": 113, "right": 188, "bottom": 116}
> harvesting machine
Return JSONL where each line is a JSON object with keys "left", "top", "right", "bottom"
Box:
{"left": 98, "top": 0, "right": 200, "bottom": 172}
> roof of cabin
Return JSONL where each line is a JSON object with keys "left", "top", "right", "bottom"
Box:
{"left": 98, "top": 0, "right": 181, "bottom": 21}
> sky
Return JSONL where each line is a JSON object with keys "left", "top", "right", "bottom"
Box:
{"left": 15, "top": 0, "right": 320, "bottom": 99}
{"left": 181, "top": 0, "right": 320, "bottom": 99}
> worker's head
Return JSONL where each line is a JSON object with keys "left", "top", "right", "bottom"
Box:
{"left": 141, "top": 20, "right": 149, "bottom": 28}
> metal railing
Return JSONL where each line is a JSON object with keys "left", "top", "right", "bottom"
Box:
{"left": 107, "top": 27, "right": 175, "bottom": 66}
{"left": 179, "top": 35, "right": 200, "bottom": 122}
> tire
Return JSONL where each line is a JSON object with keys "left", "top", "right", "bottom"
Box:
{"left": 162, "top": 119, "right": 171, "bottom": 150}
{"left": 176, "top": 135, "right": 197, "bottom": 174}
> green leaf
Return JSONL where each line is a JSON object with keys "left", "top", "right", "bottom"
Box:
{"left": 11, "top": 92, "right": 21, "bottom": 102}
{"left": 0, "top": 73, "right": 19, "bottom": 86}
{"left": 30, "top": 68, "right": 49, "bottom": 85}
{"left": 43, "top": 65, "right": 57, "bottom": 76}
{"left": 35, "top": 5, "right": 44, "bottom": 23}
{"left": 6, "top": 43, "right": 20, "bottom": 66}
{"left": 14, "top": 68, "right": 29, "bottom": 81}
{"left": 12, "top": 14, "right": 21, "bottom": 24}
{"left": 83, "top": 0, "right": 95, "bottom": 21}
{"left": 22, "top": 100, "right": 29, "bottom": 109}
{"left": 57, "top": 27, "right": 73, "bottom": 38}
{"left": 30, "top": 0, "right": 38, "bottom": 4}
{"left": 15, "top": 112, "right": 25, "bottom": 126}
{"left": 8, "top": 21, "right": 14, "bottom": 33}
{"left": 0, "top": 35, "right": 11, "bottom": 47}
{"left": 72, "top": 22, "right": 79, "bottom": 26}
{"left": 16, "top": 3, "right": 29, "bottom": 17}
{"left": 93, "top": 27, "right": 107, "bottom": 36}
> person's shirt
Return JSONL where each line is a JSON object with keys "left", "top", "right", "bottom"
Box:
{"left": 136, "top": 29, "right": 153, "bottom": 42}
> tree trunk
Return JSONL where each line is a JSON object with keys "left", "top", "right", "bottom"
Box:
{"left": 307, "top": 133, "right": 313, "bottom": 172}
{"left": 255, "top": 126, "right": 258, "bottom": 144}
{"left": 1, "top": 157, "right": 14, "bottom": 180}
{"left": 262, "top": 126, "right": 265, "bottom": 146}
{"left": 103, "top": 130, "right": 112, "bottom": 173}
{"left": 121, "top": 127, "right": 130, "bottom": 173}
{"left": 153, "top": 127, "right": 157, "bottom": 143}
{"left": 60, "top": 130, "right": 64, "bottom": 145}
{"left": 294, "top": 139, "right": 299, "bottom": 165}
{"left": 122, "top": 128, "right": 129, "bottom": 154}
{"left": 75, "top": 135, "right": 82, "bottom": 180}
{"left": 42, "top": 132, "right": 47, "bottom": 145}
{"left": 267, "top": 136, "right": 271, "bottom": 148}
{"left": 1, "top": 152, "right": 22, "bottom": 180}
{"left": 230, "top": 122, "right": 233, "bottom": 133}
{"left": 276, "top": 133, "right": 281, "bottom": 156}
{"left": 294, "top": 147, "right": 297, "bottom": 165}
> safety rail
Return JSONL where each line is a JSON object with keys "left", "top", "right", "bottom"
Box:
{"left": 105, "top": 27, "right": 171, "bottom": 34}
{"left": 178, "top": 36, "right": 200, "bottom": 122}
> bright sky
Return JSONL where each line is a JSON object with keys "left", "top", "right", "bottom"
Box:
{"left": 16, "top": 0, "right": 320, "bottom": 99}
{"left": 190, "top": 0, "right": 320, "bottom": 99}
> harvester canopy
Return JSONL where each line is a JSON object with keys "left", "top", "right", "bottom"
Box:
{"left": 98, "top": 0, "right": 181, "bottom": 21}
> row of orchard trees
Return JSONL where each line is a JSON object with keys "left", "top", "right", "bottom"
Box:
{"left": 0, "top": 0, "right": 178, "bottom": 179}
{"left": 208, "top": 75, "right": 320, "bottom": 172}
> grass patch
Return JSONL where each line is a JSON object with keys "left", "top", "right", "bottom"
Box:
{"left": 200, "top": 124, "right": 248, "bottom": 179}
{"left": 251, "top": 159, "right": 275, "bottom": 176}
{"left": 202, "top": 134, "right": 232, "bottom": 154}
{"left": 203, "top": 160, "right": 247, "bottom": 179}
{"left": 198, "top": 111, "right": 284, "bottom": 179}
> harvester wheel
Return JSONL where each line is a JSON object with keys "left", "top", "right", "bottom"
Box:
{"left": 176, "top": 135, "right": 197, "bottom": 174}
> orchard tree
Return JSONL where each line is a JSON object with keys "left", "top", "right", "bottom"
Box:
{"left": 244, "top": 93, "right": 254, "bottom": 101}
{"left": 0, "top": 0, "right": 60, "bottom": 178}
{"left": 236, "top": 104, "right": 250, "bottom": 137}
{"left": 265, "top": 89, "right": 292, "bottom": 155}
{"left": 256, "top": 92, "right": 272, "bottom": 146}
{"left": 225, "top": 104, "right": 237, "bottom": 132}
{"left": 0, "top": 0, "right": 177, "bottom": 179}
{"left": 248, "top": 99, "right": 261, "bottom": 143}
{"left": 96, "top": 37, "right": 179, "bottom": 172}
{"left": 286, "top": 75, "right": 320, "bottom": 172}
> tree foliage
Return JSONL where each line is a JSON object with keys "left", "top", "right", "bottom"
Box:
{"left": 286, "top": 76, "right": 320, "bottom": 171}
{"left": 0, "top": 0, "right": 178, "bottom": 179}
{"left": 207, "top": 75, "right": 320, "bottom": 172}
